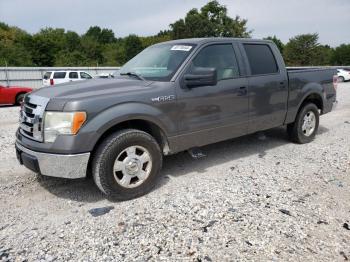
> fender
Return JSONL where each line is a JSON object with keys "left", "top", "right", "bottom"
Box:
{"left": 285, "top": 82, "right": 324, "bottom": 124}
{"left": 81, "top": 102, "right": 176, "bottom": 150}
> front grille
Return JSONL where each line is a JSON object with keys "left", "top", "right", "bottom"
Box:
{"left": 19, "top": 95, "right": 50, "bottom": 142}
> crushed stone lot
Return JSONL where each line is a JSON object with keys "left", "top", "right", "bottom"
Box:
{"left": 0, "top": 83, "right": 349, "bottom": 261}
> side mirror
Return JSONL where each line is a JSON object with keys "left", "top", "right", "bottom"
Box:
{"left": 183, "top": 67, "right": 217, "bottom": 88}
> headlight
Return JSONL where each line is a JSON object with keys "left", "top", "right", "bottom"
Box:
{"left": 44, "top": 112, "right": 86, "bottom": 143}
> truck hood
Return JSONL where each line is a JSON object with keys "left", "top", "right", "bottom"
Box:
{"left": 31, "top": 78, "right": 150, "bottom": 100}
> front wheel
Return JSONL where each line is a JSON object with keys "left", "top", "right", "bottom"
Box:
{"left": 92, "top": 129, "right": 163, "bottom": 200}
{"left": 16, "top": 93, "right": 25, "bottom": 105}
{"left": 287, "top": 103, "right": 320, "bottom": 144}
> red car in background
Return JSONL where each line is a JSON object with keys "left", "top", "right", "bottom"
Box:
{"left": 0, "top": 85, "right": 33, "bottom": 105}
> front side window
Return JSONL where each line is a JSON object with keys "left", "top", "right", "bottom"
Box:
{"left": 187, "top": 44, "right": 240, "bottom": 81}
{"left": 80, "top": 72, "right": 92, "bottom": 79}
{"left": 53, "top": 72, "right": 66, "bottom": 79}
{"left": 69, "top": 72, "right": 78, "bottom": 79}
{"left": 243, "top": 44, "right": 278, "bottom": 75}
{"left": 119, "top": 43, "right": 196, "bottom": 81}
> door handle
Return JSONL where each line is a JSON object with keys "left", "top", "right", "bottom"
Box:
{"left": 237, "top": 86, "right": 247, "bottom": 96}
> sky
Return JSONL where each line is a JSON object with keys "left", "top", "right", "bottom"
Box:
{"left": 0, "top": 0, "right": 349, "bottom": 47}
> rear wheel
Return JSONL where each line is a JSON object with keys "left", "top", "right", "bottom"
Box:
{"left": 338, "top": 76, "right": 345, "bottom": 82}
{"left": 287, "top": 103, "right": 319, "bottom": 144}
{"left": 92, "top": 129, "right": 163, "bottom": 200}
{"left": 16, "top": 93, "right": 25, "bottom": 105}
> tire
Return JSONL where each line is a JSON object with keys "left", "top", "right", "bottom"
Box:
{"left": 92, "top": 129, "right": 163, "bottom": 200}
{"left": 16, "top": 93, "right": 25, "bottom": 105}
{"left": 287, "top": 103, "right": 319, "bottom": 144}
{"left": 338, "top": 76, "right": 345, "bottom": 82}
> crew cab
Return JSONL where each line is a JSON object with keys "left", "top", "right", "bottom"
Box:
{"left": 42, "top": 71, "right": 93, "bottom": 86}
{"left": 15, "top": 38, "right": 337, "bottom": 200}
{"left": 0, "top": 85, "right": 32, "bottom": 105}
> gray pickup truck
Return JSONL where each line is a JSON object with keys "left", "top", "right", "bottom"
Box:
{"left": 16, "top": 38, "right": 337, "bottom": 200}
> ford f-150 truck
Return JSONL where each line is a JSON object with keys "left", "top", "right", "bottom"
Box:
{"left": 15, "top": 38, "right": 337, "bottom": 200}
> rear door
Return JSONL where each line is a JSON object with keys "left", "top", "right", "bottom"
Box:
{"left": 239, "top": 42, "right": 288, "bottom": 133}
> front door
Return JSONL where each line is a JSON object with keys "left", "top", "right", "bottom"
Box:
{"left": 176, "top": 43, "right": 249, "bottom": 148}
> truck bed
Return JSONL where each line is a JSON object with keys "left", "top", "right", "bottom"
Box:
{"left": 284, "top": 67, "right": 337, "bottom": 124}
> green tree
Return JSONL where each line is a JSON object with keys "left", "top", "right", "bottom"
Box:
{"left": 101, "top": 42, "right": 125, "bottom": 66}
{"left": 80, "top": 35, "right": 104, "bottom": 66}
{"left": 264, "top": 35, "right": 284, "bottom": 53}
{"left": 65, "top": 31, "right": 81, "bottom": 51}
{"left": 140, "top": 35, "right": 172, "bottom": 49}
{"left": 0, "top": 24, "right": 33, "bottom": 66}
{"left": 85, "top": 26, "right": 115, "bottom": 44}
{"left": 85, "top": 26, "right": 102, "bottom": 40}
{"left": 283, "top": 33, "right": 321, "bottom": 66}
{"left": 313, "top": 45, "right": 333, "bottom": 65}
{"left": 29, "top": 28, "right": 69, "bottom": 66}
{"left": 170, "top": 0, "right": 251, "bottom": 39}
{"left": 124, "top": 34, "right": 143, "bottom": 62}
{"left": 99, "top": 28, "right": 115, "bottom": 44}
{"left": 331, "top": 44, "right": 350, "bottom": 65}
{"left": 54, "top": 50, "right": 90, "bottom": 66}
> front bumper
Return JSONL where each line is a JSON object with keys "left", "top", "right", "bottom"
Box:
{"left": 15, "top": 142, "right": 90, "bottom": 179}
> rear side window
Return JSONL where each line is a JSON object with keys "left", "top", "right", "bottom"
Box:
{"left": 80, "top": 72, "right": 92, "bottom": 79}
{"left": 69, "top": 72, "right": 78, "bottom": 79}
{"left": 43, "top": 72, "right": 52, "bottom": 80}
{"left": 243, "top": 44, "right": 278, "bottom": 75}
{"left": 53, "top": 72, "right": 66, "bottom": 79}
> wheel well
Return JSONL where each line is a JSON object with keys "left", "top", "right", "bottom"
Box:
{"left": 86, "top": 119, "right": 170, "bottom": 178}
{"left": 92, "top": 119, "right": 170, "bottom": 156}
{"left": 15, "top": 92, "right": 26, "bottom": 102}
{"left": 301, "top": 93, "right": 323, "bottom": 114}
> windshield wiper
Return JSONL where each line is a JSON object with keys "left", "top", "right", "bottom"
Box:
{"left": 120, "top": 72, "right": 145, "bottom": 81}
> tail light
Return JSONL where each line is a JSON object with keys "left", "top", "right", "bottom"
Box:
{"left": 333, "top": 75, "right": 338, "bottom": 90}
{"left": 50, "top": 79, "right": 54, "bottom": 86}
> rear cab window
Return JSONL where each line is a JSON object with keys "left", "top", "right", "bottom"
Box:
{"left": 243, "top": 44, "right": 278, "bottom": 75}
{"left": 43, "top": 72, "right": 52, "bottom": 80}
{"left": 53, "top": 72, "right": 67, "bottom": 79}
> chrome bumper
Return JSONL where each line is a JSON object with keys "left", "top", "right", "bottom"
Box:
{"left": 15, "top": 142, "right": 90, "bottom": 179}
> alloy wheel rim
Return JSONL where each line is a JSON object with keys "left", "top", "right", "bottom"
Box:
{"left": 113, "top": 145, "right": 152, "bottom": 188}
{"left": 302, "top": 111, "right": 316, "bottom": 137}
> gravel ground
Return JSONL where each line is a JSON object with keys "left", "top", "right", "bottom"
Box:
{"left": 0, "top": 83, "right": 349, "bottom": 261}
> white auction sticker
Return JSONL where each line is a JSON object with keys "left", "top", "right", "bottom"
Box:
{"left": 171, "top": 45, "right": 192, "bottom": 51}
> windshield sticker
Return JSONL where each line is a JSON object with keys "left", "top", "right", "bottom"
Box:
{"left": 171, "top": 45, "right": 192, "bottom": 51}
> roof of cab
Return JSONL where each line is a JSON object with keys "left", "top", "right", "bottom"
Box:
{"left": 157, "top": 37, "right": 271, "bottom": 46}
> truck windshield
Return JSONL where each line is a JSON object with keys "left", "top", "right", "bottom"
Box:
{"left": 118, "top": 43, "right": 196, "bottom": 81}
